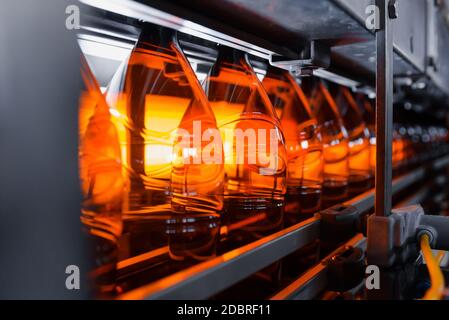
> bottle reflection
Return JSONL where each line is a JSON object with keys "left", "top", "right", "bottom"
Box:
{"left": 79, "top": 56, "right": 124, "bottom": 296}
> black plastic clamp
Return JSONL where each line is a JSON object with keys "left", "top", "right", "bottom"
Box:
{"left": 326, "top": 246, "right": 365, "bottom": 292}
{"left": 316, "top": 204, "right": 361, "bottom": 245}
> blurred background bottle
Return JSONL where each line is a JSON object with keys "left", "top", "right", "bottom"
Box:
{"left": 303, "top": 78, "right": 349, "bottom": 208}
{"left": 106, "top": 23, "right": 223, "bottom": 262}
{"left": 203, "top": 46, "right": 287, "bottom": 250}
{"left": 262, "top": 66, "right": 323, "bottom": 225}
{"left": 393, "top": 124, "right": 407, "bottom": 172}
{"left": 334, "top": 86, "right": 372, "bottom": 196}
{"left": 79, "top": 57, "right": 124, "bottom": 296}
{"left": 356, "top": 93, "right": 376, "bottom": 178}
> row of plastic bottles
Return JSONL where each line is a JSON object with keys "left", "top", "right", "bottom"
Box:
{"left": 78, "top": 23, "right": 449, "bottom": 295}
{"left": 392, "top": 123, "right": 449, "bottom": 171}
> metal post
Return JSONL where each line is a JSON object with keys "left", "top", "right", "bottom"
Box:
{"left": 375, "top": 0, "right": 395, "bottom": 217}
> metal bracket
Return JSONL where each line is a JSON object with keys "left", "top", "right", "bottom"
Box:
{"left": 367, "top": 204, "right": 449, "bottom": 267}
{"left": 269, "top": 40, "right": 330, "bottom": 76}
{"left": 388, "top": 0, "right": 398, "bottom": 19}
{"left": 326, "top": 246, "right": 365, "bottom": 292}
{"left": 316, "top": 204, "right": 361, "bottom": 245}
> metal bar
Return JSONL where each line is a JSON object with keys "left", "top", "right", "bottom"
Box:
{"left": 344, "top": 189, "right": 375, "bottom": 214}
{"left": 270, "top": 234, "right": 366, "bottom": 300}
{"left": 375, "top": 0, "right": 394, "bottom": 217}
{"left": 119, "top": 217, "right": 320, "bottom": 300}
{"left": 79, "top": 0, "right": 288, "bottom": 60}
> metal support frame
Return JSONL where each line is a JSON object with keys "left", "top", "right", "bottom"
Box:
{"left": 270, "top": 234, "right": 367, "bottom": 300}
{"left": 119, "top": 218, "right": 320, "bottom": 300}
{"left": 72, "top": 0, "right": 449, "bottom": 300}
{"left": 375, "top": 0, "right": 395, "bottom": 217}
{"left": 115, "top": 155, "right": 449, "bottom": 300}
{"left": 79, "top": 0, "right": 292, "bottom": 60}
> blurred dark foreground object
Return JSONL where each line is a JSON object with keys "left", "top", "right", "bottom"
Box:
{"left": 0, "top": 0, "right": 89, "bottom": 299}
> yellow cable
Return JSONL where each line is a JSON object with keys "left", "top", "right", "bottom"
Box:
{"left": 420, "top": 234, "right": 445, "bottom": 300}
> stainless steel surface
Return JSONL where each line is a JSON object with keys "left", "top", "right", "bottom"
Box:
{"left": 375, "top": 0, "right": 394, "bottom": 217}
{"left": 79, "top": 0, "right": 449, "bottom": 105}
{"left": 335, "top": 0, "right": 427, "bottom": 73}
{"left": 79, "top": 0, "right": 440, "bottom": 88}
{"left": 392, "top": 0, "right": 427, "bottom": 73}
{"left": 332, "top": 41, "right": 420, "bottom": 76}
{"left": 79, "top": 0, "right": 285, "bottom": 60}
{"left": 332, "top": 0, "right": 373, "bottom": 30}
{"left": 270, "top": 234, "right": 367, "bottom": 300}
{"left": 208, "top": 0, "right": 371, "bottom": 43}
{"left": 331, "top": 0, "right": 449, "bottom": 101}
{"left": 427, "top": 0, "right": 449, "bottom": 97}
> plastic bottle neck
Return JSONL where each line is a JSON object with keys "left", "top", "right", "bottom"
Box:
{"left": 136, "top": 23, "right": 176, "bottom": 50}
{"left": 216, "top": 46, "right": 246, "bottom": 67}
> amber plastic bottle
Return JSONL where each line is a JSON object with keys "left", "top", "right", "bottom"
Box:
{"left": 302, "top": 78, "right": 349, "bottom": 208}
{"left": 356, "top": 93, "right": 376, "bottom": 177}
{"left": 203, "top": 46, "right": 287, "bottom": 249}
{"left": 106, "top": 23, "right": 224, "bottom": 262}
{"left": 333, "top": 86, "right": 372, "bottom": 196}
{"left": 79, "top": 57, "right": 124, "bottom": 296}
{"left": 262, "top": 66, "right": 323, "bottom": 225}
